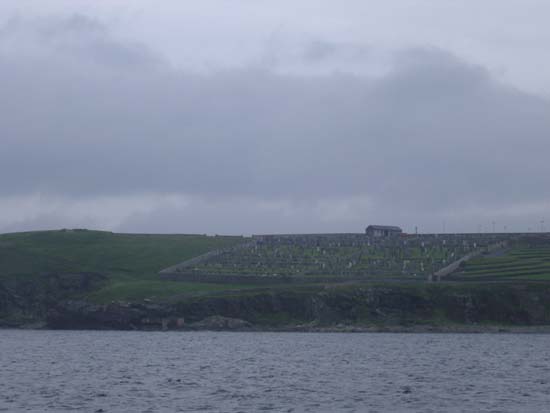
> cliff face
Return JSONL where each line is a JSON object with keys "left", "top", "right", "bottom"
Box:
{"left": 0, "top": 272, "right": 106, "bottom": 326}
{"left": 0, "top": 282, "right": 21, "bottom": 316}
{"left": 43, "top": 283, "right": 550, "bottom": 330}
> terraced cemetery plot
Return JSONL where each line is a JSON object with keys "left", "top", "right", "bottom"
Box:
{"left": 162, "top": 233, "right": 511, "bottom": 282}
{"left": 456, "top": 238, "right": 550, "bottom": 281}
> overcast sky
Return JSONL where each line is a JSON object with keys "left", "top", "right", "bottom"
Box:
{"left": 1, "top": 1, "right": 549, "bottom": 235}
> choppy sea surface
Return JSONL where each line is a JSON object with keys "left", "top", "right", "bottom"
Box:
{"left": 1, "top": 330, "right": 550, "bottom": 412}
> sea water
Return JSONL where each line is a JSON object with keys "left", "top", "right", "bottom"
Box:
{"left": 1, "top": 330, "right": 549, "bottom": 412}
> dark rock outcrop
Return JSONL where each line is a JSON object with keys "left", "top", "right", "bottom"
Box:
{"left": 47, "top": 300, "right": 177, "bottom": 330}
{"left": 189, "top": 316, "right": 251, "bottom": 331}
{"left": 43, "top": 283, "right": 550, "bottom": 330}
{"left": 0, "top": 272, "right": 107, "bottom": 326}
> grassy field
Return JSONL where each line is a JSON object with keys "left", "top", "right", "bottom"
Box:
{"left": 0, "top": 229, "right": 250, "bottom": 302}
{"left": 456, "top": 239, "right": 550, "bottom": 281}
{"left": 85, "top": 280, "right": 259, "bottom": 303}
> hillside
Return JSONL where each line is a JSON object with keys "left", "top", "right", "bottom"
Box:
{"left": 160, "top": 233, "right": 512, "bottom": 282}
{"left": 0, "top": 229, "right": 247, "bottom": 305}
{"left": 2, "top": 229, "right": 550, "bottom": 330}
{"left": 452, "top": 235, "right": 550, "bottom": 281}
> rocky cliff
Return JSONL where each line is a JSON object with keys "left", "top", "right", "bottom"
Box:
{"left": 42, "top": 283, "right": 550, "bottom": 331}
{"left": 0, "top": 272, "right": 106, "bottom": 327}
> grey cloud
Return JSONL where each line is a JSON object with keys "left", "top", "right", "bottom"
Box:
{"left": 303, "top": 40, "right": 336, "bottom": 61}
{"left": 0, "top": 15, "right": 160, "bottom": 69}
{"left": 1, "top": 16, "right": 550, "bottom": 233}
{"left": 302, "top": 40, "right": 372, "bottom": 62}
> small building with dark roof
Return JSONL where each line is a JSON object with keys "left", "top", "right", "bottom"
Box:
{"left": 365, "top": 225, "right": 403, "bottom": 237}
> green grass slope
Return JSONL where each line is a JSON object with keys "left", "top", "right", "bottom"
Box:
{"left": 0, "top": 229, "right": 248, "bottom": 302}
{"left": 455, "top": 238, "right": 550, "bottom": 281}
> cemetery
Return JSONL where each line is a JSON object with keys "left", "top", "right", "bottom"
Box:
{"left": 160, "top": 231, "right": 515, "bottom": 283}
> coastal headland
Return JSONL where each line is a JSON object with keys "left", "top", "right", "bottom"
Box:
{"left": 2, "top": 229, "right": 550, "bottom": 332}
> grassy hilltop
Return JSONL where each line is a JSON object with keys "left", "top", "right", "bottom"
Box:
{"left": 0, "top": 229, "right": 247, "bottom": 303}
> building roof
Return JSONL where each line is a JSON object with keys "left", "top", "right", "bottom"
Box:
{"left": 366, "top": 225, "right": 403, "bottom": 232}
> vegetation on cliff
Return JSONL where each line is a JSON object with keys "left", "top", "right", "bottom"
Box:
{"left": 46, "top": 282, "right": 550, "bottom": 331}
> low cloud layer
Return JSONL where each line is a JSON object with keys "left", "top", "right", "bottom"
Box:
{"left": 1, "top": 16, "right": 549, "bottom": 234}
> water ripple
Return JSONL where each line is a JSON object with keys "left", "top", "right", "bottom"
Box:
{"left": 1, "top": 330, "right": 550, "bottom": 412}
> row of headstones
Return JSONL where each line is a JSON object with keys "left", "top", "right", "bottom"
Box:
{"left": 181, "top": 233, "right": 514, "bottom": 277}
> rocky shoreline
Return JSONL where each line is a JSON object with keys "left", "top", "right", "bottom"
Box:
{"left": 4, "top": 282, "right": 550, "bottom": 333}
{"left": 4, "top": 318, "right": 550, "bottom": 334}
